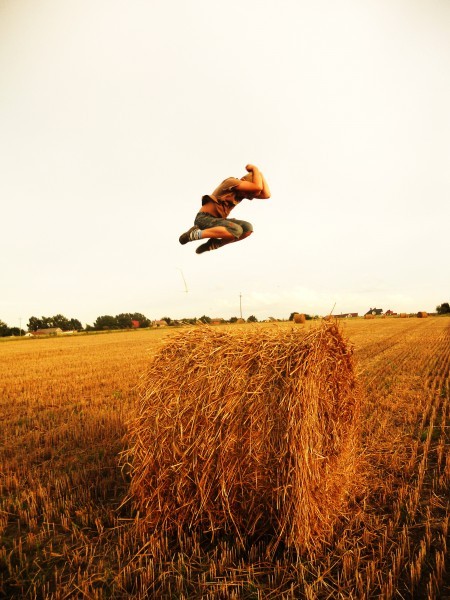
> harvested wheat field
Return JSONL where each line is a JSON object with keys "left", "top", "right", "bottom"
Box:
{"left": 1, "top": 316, "right": 450, "bottom": 599}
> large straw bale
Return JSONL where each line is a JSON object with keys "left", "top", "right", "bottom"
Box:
{"left": 417, "top": 311, "right": 428, "bottom": 318}
{"left": 126, "top": 322, "right": 360, "bottom": 554}
{"left": 293, "top": 313, "right": 306, "bottom": 324}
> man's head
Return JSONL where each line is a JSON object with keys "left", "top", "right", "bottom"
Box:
{"left": 239, "top": 172, "right": 259, "bottom": 199}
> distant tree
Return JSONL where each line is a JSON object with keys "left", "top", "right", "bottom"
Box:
{"left": 131, "top": 312, "right": 151, "bottom": 328}
{"left": 28, "top": 316, "right": 45, "bottom": 331}
{"left": 199, "top": 315, "right": 211, "bottom": 324}
{"left": 0, "top": 321, "right": 25, "bottom": 336}
{"left": 28, "top": 316, "right": 52, "bottom": 330}
{"left": 68, "top": 318, "right": 83, "bottom": 331}
{"left": 8, "top": 327, "right": 24, "bottom": 336}
{"left": 436, "top": 302, "right": 450, "bottom": 315}
{"left": 26, "top": 315, "right": 81, "bottom": 332}
{"left": 247, "top": 315, "right": 258, "bottom": 322}
{"left": 229, "top": 316, "right": 238, "bottom": 323}
{"left": 181, "top": 317, "right": 197, "bottom": 325}
{"left": 51, "top": 314, "right": 71, "bottom": 330}
{"left": 116, "top": 313, "right": 133, "bottom": 329}
{"left": 93, "top": 315, "right": 119, "bottom": 330}
{"left": 0, "top": 320, "right": 8, "bottom": 336}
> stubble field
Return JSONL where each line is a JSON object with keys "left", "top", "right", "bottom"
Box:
{"left": 0, "top": 316, "right": 449, "bottom": 599}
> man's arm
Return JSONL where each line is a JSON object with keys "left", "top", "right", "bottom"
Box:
{"left": 258, "top": 173, "right": 271, "bottom": 199}
{"left": 235, "top": 164, "right": 264, "bottom": 196}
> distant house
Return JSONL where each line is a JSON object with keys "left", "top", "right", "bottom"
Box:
{"left": 385, "top": 310, "right": 397, "bottom": 316}
{"left": 32, "top": 328, "right": 63, "bottom": 336}
{"left": 211, "top": 318, "right": 225, "bottom": 325}
{"left": 336, "top": 313, "right": 358, "bottom": 318}
{"left": 365, "top": 308, "right": 383, "bottom": 316}
{"left": 131, "top": 320, "right": 140, "bottom": 328}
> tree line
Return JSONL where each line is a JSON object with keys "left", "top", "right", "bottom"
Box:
{"left": 1, "top": 303, "right": 448, "bottom": 337}
{"left": 436, "top": 302, "right": 450, "bottom": 315}
{"left": 0, "top": 312, "right": 152, "bottom": 336}
{"left": 0, "top": 312, "right": 261, "bottom": 336}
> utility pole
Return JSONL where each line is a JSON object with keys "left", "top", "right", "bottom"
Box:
{"left": 239, "top": 292, "right": 243, "bottom": 319}
{"left": 19, "top": 317, "right": 22, "bottom": 336}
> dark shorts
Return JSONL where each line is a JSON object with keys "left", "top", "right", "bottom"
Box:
{"left": 194, "top": 212, "right": 253, "bottom": 239}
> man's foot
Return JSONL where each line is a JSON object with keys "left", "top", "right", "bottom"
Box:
{"left": 179, "top": 226, "right": 201, "bottom": 245}
{"left": 196, "top": 239, "right": 221, "bottom": 254}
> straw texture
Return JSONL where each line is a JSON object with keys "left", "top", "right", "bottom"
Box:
{"left": 126, "top": 322, "right": 360, "bottom": 553}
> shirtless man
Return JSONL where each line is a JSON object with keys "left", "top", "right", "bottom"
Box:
{"left": 179, "top": 164, "right": 271, "bottom": 254}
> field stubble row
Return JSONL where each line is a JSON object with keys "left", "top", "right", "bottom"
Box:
{"left": 0, "top": 318, "right": 449, "bottom": 598}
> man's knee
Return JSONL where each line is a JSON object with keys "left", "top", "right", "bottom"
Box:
{"left": 226, "top": 223, "right": 244, "bottom": 238}
{"left": 240, "top": 221, "right": 254, "bottom": 235}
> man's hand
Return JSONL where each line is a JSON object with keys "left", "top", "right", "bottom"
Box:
{"left": 245, "top": 164, "right": 257, "bottom": 172}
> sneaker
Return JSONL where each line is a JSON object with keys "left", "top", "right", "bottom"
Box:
{"left": 196, "top": 239, "right": 220, "bottom": 254}
{"left": 179, "top": 226, "right": 200, "bottom": 245}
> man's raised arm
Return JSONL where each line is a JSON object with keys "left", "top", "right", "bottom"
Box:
{"left": 236, "top": 164, "right": 264, "bottom": 196}
{"left": 258, "top": 173, "right": 271, "bottom": 199}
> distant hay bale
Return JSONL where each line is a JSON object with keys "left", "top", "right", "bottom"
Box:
{"left": 236, "top": 318, "right": 245, "bottom": 324}
{"left": 125, "top": 322, "right": 360, "bottom": 554}
{"left": 417, "top": 311, "right": 428, "bottom": 318}
{"left": 399, "top": 313, "right": 408, "bottom": 318}
{"left": 293, "top": 313, "right": 306, "bottom": 324}
{"left": 364, "top": 314, "right": 375, "bottom": 320}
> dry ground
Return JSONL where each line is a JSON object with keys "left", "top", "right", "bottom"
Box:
{"left": 0, "top": 317, "right": 449, "bottom": 599}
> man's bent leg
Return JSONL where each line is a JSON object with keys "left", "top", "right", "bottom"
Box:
{"left": 179, "top": 224, "right": 235, "bottom": 245}
{"left": 198, "top": 226, "right": 238, "bottom": 240}
{"left": 196, "top": 231, "right": 253, "bottom": 254}
{"left": 191, "top": 213, "right": 253, "bottom": 254}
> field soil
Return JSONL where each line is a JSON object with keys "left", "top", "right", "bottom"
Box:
{"left": 1, "top": 317, "right": 449, "bottom": 599}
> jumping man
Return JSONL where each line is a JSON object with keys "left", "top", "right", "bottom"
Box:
{"left": 179, "top": 164, "right": 271, "bottom": 254}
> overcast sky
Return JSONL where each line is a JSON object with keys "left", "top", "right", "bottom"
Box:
{"left": 1, "top": 0, "right": 449, "bottom": 327}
